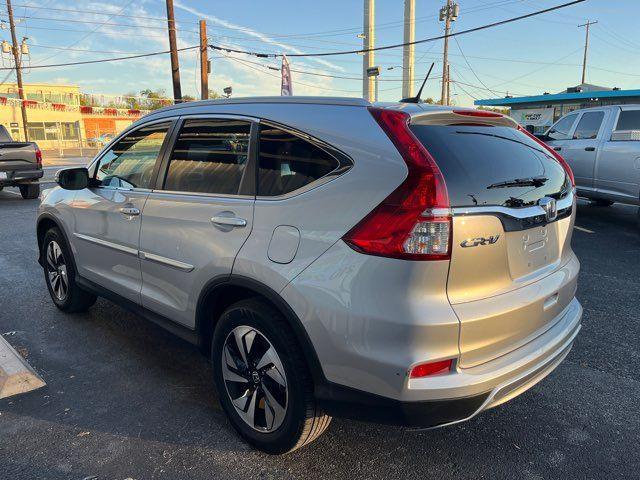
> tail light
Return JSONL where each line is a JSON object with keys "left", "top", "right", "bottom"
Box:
{"left": 410, "top": 359, "right": 453, "bottom": 378}
{"left": 35, "top": 147, "right": 42, "bottom": 169}
{"left": 342, "top": 108, "right": 451, "bottom": 261}
{"left": 517, "top": 125, "right": 575, "bottom": 187}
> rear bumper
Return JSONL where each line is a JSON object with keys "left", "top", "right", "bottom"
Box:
{"left": 0, "top": 168, "right": 43, "bottom": 185}
{"left": 317, "top": 297, "right": 582, "bottom": 428}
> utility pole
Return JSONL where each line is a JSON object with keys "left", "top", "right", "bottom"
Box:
{"left": 362, "top": 0, "right": 375, "bottom": 102}
{"left": 402, "top": 0, "right": 415, "bottom": 99}
{"left": 165, "top": 0, "right": 182, "bottom": 103}
{"left": 6, "top": 0, "right": 28, "bottom": 141}
{"left": 578, "top": 20, "right": 597, "bottom": 85}
{"left": 199, "top": 20, "right": 209, "bottom": 100}
{"left": 439, "top": 0, "right": 458, "bottom": 106}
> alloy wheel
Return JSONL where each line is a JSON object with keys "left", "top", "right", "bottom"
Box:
{"left": 46, "top": 240, "right": 68, "bottom": 301}
{"left": 221, "top": 325, "right": 288, "bottom": 432}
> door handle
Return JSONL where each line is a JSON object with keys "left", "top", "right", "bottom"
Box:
{"left": 120, "top": 207, "right": 140, "bottom": 216}
{"left": 584, "top": 147, "right": 596, "bottom": 151}
{"left": 553, "top": 146, "right": 562, "bottom": 151}
{"left": 211, "top": 216, "right": 247, "bottom": 227}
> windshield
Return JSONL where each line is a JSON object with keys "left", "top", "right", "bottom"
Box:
{"left": 409, "top": 124, "right": 569, "bottom": 208}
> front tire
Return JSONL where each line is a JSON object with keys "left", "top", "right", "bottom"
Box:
{"left": 19, "top": 183, "right": 40, "bottom": 199}
{"left": 42, "top": 228, "right": 96, "bottom": 313}
{"left": 212, "top": 298, "right": 331, "bottom": 454}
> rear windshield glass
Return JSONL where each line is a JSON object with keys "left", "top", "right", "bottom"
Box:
{"left": 410, "top": 124, "right": 569, "bottom": 208}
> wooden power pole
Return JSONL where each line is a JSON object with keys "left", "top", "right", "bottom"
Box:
{"left": 578, "top": 20, "right": 597, "bottom": 85}
{"left": 199, "top": 20, "right": 208, "bottom": 100}
{"left": 6, "top": 0, "right": 28, "bottom": 141}
{"left": 165, "top": 0, "right": 182, "bottom": 103}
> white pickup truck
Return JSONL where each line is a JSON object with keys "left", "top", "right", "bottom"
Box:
{"left": 541, "top": 105, "right": 640, "bottom": 207}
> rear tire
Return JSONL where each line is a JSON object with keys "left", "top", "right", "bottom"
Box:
{"left": 42, "top": 227, "right": 97, "bottom": 313}
{"left": 590, "top": 199, "right": 613, "bottom": 207}
{"left": 211, "top": 298, "right": 331, "bottom": 454}
{"left": 19, "top": 183, "right": 40, "bottom": 199}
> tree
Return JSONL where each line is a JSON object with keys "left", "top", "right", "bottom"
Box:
{"left": 208, "top": 90, "right": 222, "bottom": 99}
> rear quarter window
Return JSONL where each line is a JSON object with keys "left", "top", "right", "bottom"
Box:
{"left": 616, "top": 110, "right": 640, "bottom": 130}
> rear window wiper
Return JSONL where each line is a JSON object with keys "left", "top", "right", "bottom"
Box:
{"left": 487, "top": 176, "right": 548, "bottom": 189}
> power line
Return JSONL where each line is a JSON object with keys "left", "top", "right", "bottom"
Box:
{"left": 3, "top": 14, "right": 200, "bottom": 33}
{"left": 0, "top": 46, "right": 199, "bottom": 71}
{"left": 31, "top": 0, "right": 137, "bottom": 66}
{"left": 209, "top": 1, "right": 586, "bottom": 58}
{"left": 453, "top": 36, "right": 501, "bottom": 96}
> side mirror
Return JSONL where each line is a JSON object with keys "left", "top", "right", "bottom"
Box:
{"left": 534, "top": 133, "right": 550, "bottom": 142}
{"left": 56, "top": 167, "right": 89, "bottom": 190}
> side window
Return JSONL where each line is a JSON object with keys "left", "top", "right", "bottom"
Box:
{"left": 95, "top": 122, "right": 171, "bottom": 189}
{"left": 258, "top": 124, "right": 339, "bottom": 197}
{"left": 573, "top": 112, "right": 604, "bottom": 140}
{"left": 615, "top": 110, "right": 640, "bottom": 130}
{"left": 163, "top": 119, "right": 251, "bottom": 195}
{"left": 547, "top": 114, "right": 578, "bottom": 140}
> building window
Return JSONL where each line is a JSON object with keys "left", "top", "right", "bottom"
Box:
{"left": 27, "top": 123, "right": 45, "bottom": 141}
{"left": 61, "top": 122, "right": 79, "bottom": 140}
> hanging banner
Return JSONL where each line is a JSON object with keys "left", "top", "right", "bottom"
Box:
{"left": 510, "top": 108, "right": 554, "bottom": 127}
{"left": 281, "top": 55, "right": 292, "bottom": 96}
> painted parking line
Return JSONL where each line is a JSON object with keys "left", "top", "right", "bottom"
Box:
{"left": 574, "top": 225, "right": 595, "bottom": 234}
{"left": 0, "top": 334, "right": 45, "bottom": 399}
{"left": 1, "top": 189, "right": 21, "bottom": 196}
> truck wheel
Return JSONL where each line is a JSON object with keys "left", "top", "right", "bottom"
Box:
{"left": 212, "top": 298, "right": 331, "bottom": 454}
{"left": 19, "top": 183, "right": 40, "bottom": 199}
{"left": 42, "top": 227, "right": 97, "bottom": 313}
{"left": 591, "top": 199, "right": 613, "bottom": 207}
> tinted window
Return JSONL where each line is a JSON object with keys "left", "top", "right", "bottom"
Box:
{"left": 573, "top": 112, "right": 604, "bottom": 139}
{"left": 96, "top": 122, "right": 170, "bottom": 189}
{"left": 163, "top": 119, "right": 250, "bottom": 195}
{"left": 258, "top": 124, "right": 339, "bottom": 196}
{"left": 616, "top": 110, "right": 640, "bottom": 130}
{"left": 410, "top": 124, "right": 568, "bottom": 208}
{"left": 547, "top": 114, "right": 578, "bottom": 140}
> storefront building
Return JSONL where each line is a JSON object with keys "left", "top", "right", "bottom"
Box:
{"left": 475, "top": 84, "right": 640, "bottom": 134}
{"left": 0, "top": 83, "right": 148, "bottom": 149}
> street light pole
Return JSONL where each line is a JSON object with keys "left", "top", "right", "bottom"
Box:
{"left": 5, "top": 0, "right": 28, "bottom": 141}
{"left": 402, "top": 0, "right": 415, "bottom": 99}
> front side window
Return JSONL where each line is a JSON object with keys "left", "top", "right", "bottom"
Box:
{"left": 95, "top": 122, "right": 171, "bottom": 189}
{"left": 163, "top": 119, "right": 251, "bottom": 195}
{"left": 573, "top": 111, "right": 604, "bottom": 140}
{"left": 258, "top": 124, "right": 339, "bottom": 197}
{"left": 547, "top": 113, "right": 578, "bottom": 140}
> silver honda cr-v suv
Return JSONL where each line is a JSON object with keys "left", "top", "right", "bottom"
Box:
{"left": 37, "top": 97, "right": 582, "bottom": 454}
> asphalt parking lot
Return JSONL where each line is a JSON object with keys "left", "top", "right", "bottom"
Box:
{"left": 0, "top": 186, "right": 638, "bottom": 480}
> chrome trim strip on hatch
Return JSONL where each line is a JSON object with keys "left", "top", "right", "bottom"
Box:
{"left": 73, "top": 233, "right": 139, "bottom": 256}
{"left": 451, "top": 191, "right": 574, "bottom": 232}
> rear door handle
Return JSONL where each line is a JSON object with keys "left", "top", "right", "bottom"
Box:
{"left": 553, "top": 146, "right": 562, "bottom": 151}
{"left": 584, "top": 146, "right": 596, "bottom": 151}
{"left": 120, "top": 207, "right": 140, "bottom": 216}
{"left": 211, "top": 216, "right": 247, "bottom": 227}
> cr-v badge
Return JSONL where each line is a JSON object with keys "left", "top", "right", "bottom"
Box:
{"left": 460, "top": 235, "right": 500, "bottom": 248}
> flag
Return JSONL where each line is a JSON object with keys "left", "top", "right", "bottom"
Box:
{"left": 281, "top": 55, "right": 292, "bottom": 96}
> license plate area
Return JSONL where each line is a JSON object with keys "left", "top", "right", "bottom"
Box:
{"left": 506, "top": 223, "right": 560, "bottom": 279}
{"left": 0, "top": 172, "right": 7, "bottom": 181}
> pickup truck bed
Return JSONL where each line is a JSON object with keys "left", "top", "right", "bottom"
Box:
{"left": 0, "top": 126, "right": 42, "bottom": 200}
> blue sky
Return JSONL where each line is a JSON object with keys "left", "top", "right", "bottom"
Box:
{"left": 8, "top": 0, "right": 640, "bottom": 106}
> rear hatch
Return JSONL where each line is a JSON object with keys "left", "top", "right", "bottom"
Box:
{"left": 410, "top": 113, "right": 577, "bottom": 368}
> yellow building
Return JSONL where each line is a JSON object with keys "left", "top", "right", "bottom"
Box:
{"left": 0, "top": 83, "right": 146, "bottom": 149}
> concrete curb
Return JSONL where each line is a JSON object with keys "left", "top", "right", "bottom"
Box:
{"left": 0, "top": 335, "right": 45, "bottom": 399}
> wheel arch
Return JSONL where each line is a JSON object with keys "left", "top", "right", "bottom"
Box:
{"left": 196, "top": 275, "right": 326, "bottom": 387}
{"left": 36, "top": 213, "right": 76, "bottom": 270}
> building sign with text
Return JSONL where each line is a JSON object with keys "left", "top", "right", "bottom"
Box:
{"left": 510, "top": 108, "right": 555, "bottom": 127}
